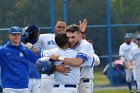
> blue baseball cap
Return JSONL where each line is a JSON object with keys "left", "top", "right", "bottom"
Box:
{"left": 125, "top": 33, "right": 133, "bottom": 39}
{"left": 136, "top": 35, "right": 140, "bottom": 40}
{"left": 9, "top": 26, "right": 21, "bottom": 34}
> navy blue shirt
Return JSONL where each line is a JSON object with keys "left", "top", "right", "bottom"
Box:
{"left": 29, "top": 62, "right": 41, "bottom": 79}
{"left": 0, "top": 41, "right": 39, "bottom": 89}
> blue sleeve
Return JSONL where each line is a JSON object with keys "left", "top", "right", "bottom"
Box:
{"left": 28, "top": 50, "right": 39, "bottom": 63}
{"left": 37, "top": 49, "right": 41, "bottom": 58}
{"left": 0, "top": 47, "right": 4, "bottom": 66}
{"left": 0, "top": 52, "right": 2, "bottom": 66}
{"left": 76, "top": 53, "right": 88, "bottom": 63}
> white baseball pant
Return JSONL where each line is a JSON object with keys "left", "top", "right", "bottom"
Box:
{"left": 52, "top": 84, "right": 79, "bottom": 93}
{"left": 28, "top": 78, "right": 41, "bottom": 93}
{"left": 40, "top": 78, "right": 54, "bottom": 93}
{"left": 125, "top": 69, "right": 132, "bottom": 82}
{"left": 3, "top": 88, "right": 29, "bottom": 93}
{"left": 79, "top": 79, "right": 93, "bottom": 93}
{"left": 135, "top": 68, "right": 140, "bottom": 92}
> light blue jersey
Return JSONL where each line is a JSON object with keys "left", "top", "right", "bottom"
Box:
{"left": 41, "top": 48, "right": 83, "bottom": 84}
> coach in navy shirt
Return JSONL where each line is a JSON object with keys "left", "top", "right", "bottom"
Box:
{"left": 0, "top": 26, "right": 39, "bottom": 93}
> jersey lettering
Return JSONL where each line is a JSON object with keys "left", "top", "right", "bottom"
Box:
{"left": 47, "top": 40, "right": 56, "bottom": 45}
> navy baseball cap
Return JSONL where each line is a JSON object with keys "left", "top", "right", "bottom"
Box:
{"left": 136, "top": 35, "right": 140, "bottom": 40}
{"left": 9, "top": 26, "right": 21, "bottom": 34}
{"left": 125, "top": 33, "right": 133, "bottom": 39}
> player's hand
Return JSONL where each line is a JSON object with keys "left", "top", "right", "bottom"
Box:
{"left": 123, "top": 63, "right": 128, "bottom": 69}
{"left": 53, "top": 64, "right": 71, "bottom": 75}
{"left": 129, "top": 65, "right": 133, "bottom": 70}
{"left": 50, "top": 54, "right": 59, "bottom": 61}
{"left": 37, "top": 57, "right": 50, "bottom": 62}
{"left": 23, "top": 42, "right": 34, "bottom": 50}
{"left": 79, "top": 19, "right": 87, "bottom": 33}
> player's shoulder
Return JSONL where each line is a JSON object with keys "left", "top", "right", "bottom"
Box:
{"left": 81, "top": 39, "right": 92, "bottom": 46}
{"left": 131, "top": 42, "right": 136, "bottom": 45}
{"left": 39, "top": 33, "right": 55, "bottom": 41}
{"left": 39, "top": 33, "right": 54, "bottom": 37}
{"left": 45, "top": 47, "right": 58, "bottom": 52}
{"left": 58, "top": 48, "right": 77, "bottom": 55}
{"left": 67, "top": 48, "right": 77, "bottom": 52}
{"left": 131, "top": 45, "right": 137, "bottom": 50}
{"left": 63, "top": 48, "right": 77, "bottom": 57}
{"left": 120, "top": 42, "right": 126, "bottom": 46}
{"left": 120, "top": 42, "right": 128, "bottom": 48}
{"left": 80, "top": 39, "right": 93, "bottom": 49}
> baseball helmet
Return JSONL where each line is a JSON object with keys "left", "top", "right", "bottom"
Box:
{"left": 21, "top": 25, "right": 40, "bottom": 44}
{"left": 35, "top": 57, "right": 54, "bottom": 75}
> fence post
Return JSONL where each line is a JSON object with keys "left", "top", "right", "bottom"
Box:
{"left": 106, "top": 0, "right": 113, "bottom": 85}
{"left": 50, "top": 0, "right": 54, "bottom": 33}
{"left": 63, "top": 0, "right": 67, "bottom": 23}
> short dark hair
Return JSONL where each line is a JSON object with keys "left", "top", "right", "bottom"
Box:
{"left": 55, "top": 31, "right": 68, "bottom": 48}
{"left": 66, "top": 24, "right": 81, "bottom": 33}
{"left": 55, "top": 19, "right": 65, "bottom": 25}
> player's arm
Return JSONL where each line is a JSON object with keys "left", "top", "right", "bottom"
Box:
{"left": 50, "top": 53, "right": 86, "bottom": 67}
{"left": 79, "top": 42, "right": 94, "bottom": 67}
{"left": 52, "top": 64, "right": 71, "bottom": 75}
{"left": 62, "top": 57, "right": 83, "bottom": 67}
{"left": 23, "top": 42, "right": 41, "bottom": 55}
{"left": 79, "top": 19, "right": 87, "bottom": 39}
{"left": 93, "top": 54, "right": 100, "bottom": 66}
{"left": 127, "top": 48, "right": 134, "bottom": 70}
{"left": 126, "top": 60, "right": 133, "bottom": 70}
{"left": 28, "top": 50, "right": 39, "bottom": 63}
{"left": 119, "top": 46, "right": 127, "bottom": 68}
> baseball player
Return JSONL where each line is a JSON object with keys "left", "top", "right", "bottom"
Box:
{"left": 54, "top": 24, "right": 95, "bottom": 93}
{"left": 33, "top": 19, "right": 67, "bottom": 93}
{"left": 40, "top": 31, "right": 86, "bottom": 93}
{"left": 119, "top": 33, "right": 137, "bottom": 93}
{"left": 22, "top": 25, "right": 41, "bottom": 93}
{"left": 128, "top": 34, "right": 140, "bottom": 93}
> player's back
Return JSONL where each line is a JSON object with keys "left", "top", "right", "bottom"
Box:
{"left": 54, "top": 48, "right": 80, "bottom": 85}
{"left": 41, "top": 48, "right": 80, "bottom": 85}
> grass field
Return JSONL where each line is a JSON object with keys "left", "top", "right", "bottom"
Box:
{"left": 93, "top": 67, "right": 109, "bottom": 85}
{"left": 94, "top": 89, "right": 136, "bottom": 93}
{"left": 93, "top": 67, "right": 137, "bottom": 93}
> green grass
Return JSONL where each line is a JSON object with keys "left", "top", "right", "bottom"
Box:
{"left": 93, "top": 67, "right": 137, "bottom": 93}
{"left": 93, "top": 67, "right": 109, "bottom": 85}
{"left": 94, "top": 89, "right": 136, "bottom": 93}
{"left": 94, "top": 89, "right": 129, "bottom": 93}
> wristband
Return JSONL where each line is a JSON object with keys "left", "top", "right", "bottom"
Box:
{"left": 58, "top": 56, "right": 65, "bottom": 62}
{"left": 31, "top": 45, "right": 35, "bottom": 50}
{"left": 81, "top": 31, "right": 86, "bottom": 34}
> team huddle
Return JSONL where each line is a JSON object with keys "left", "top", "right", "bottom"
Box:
{"left": 0, "top": 19, "right": 100, "bottom": 93}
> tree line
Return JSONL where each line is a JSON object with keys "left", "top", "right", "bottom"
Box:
{"left": 0, "top": 0, "right": 140, "bottom": 57}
